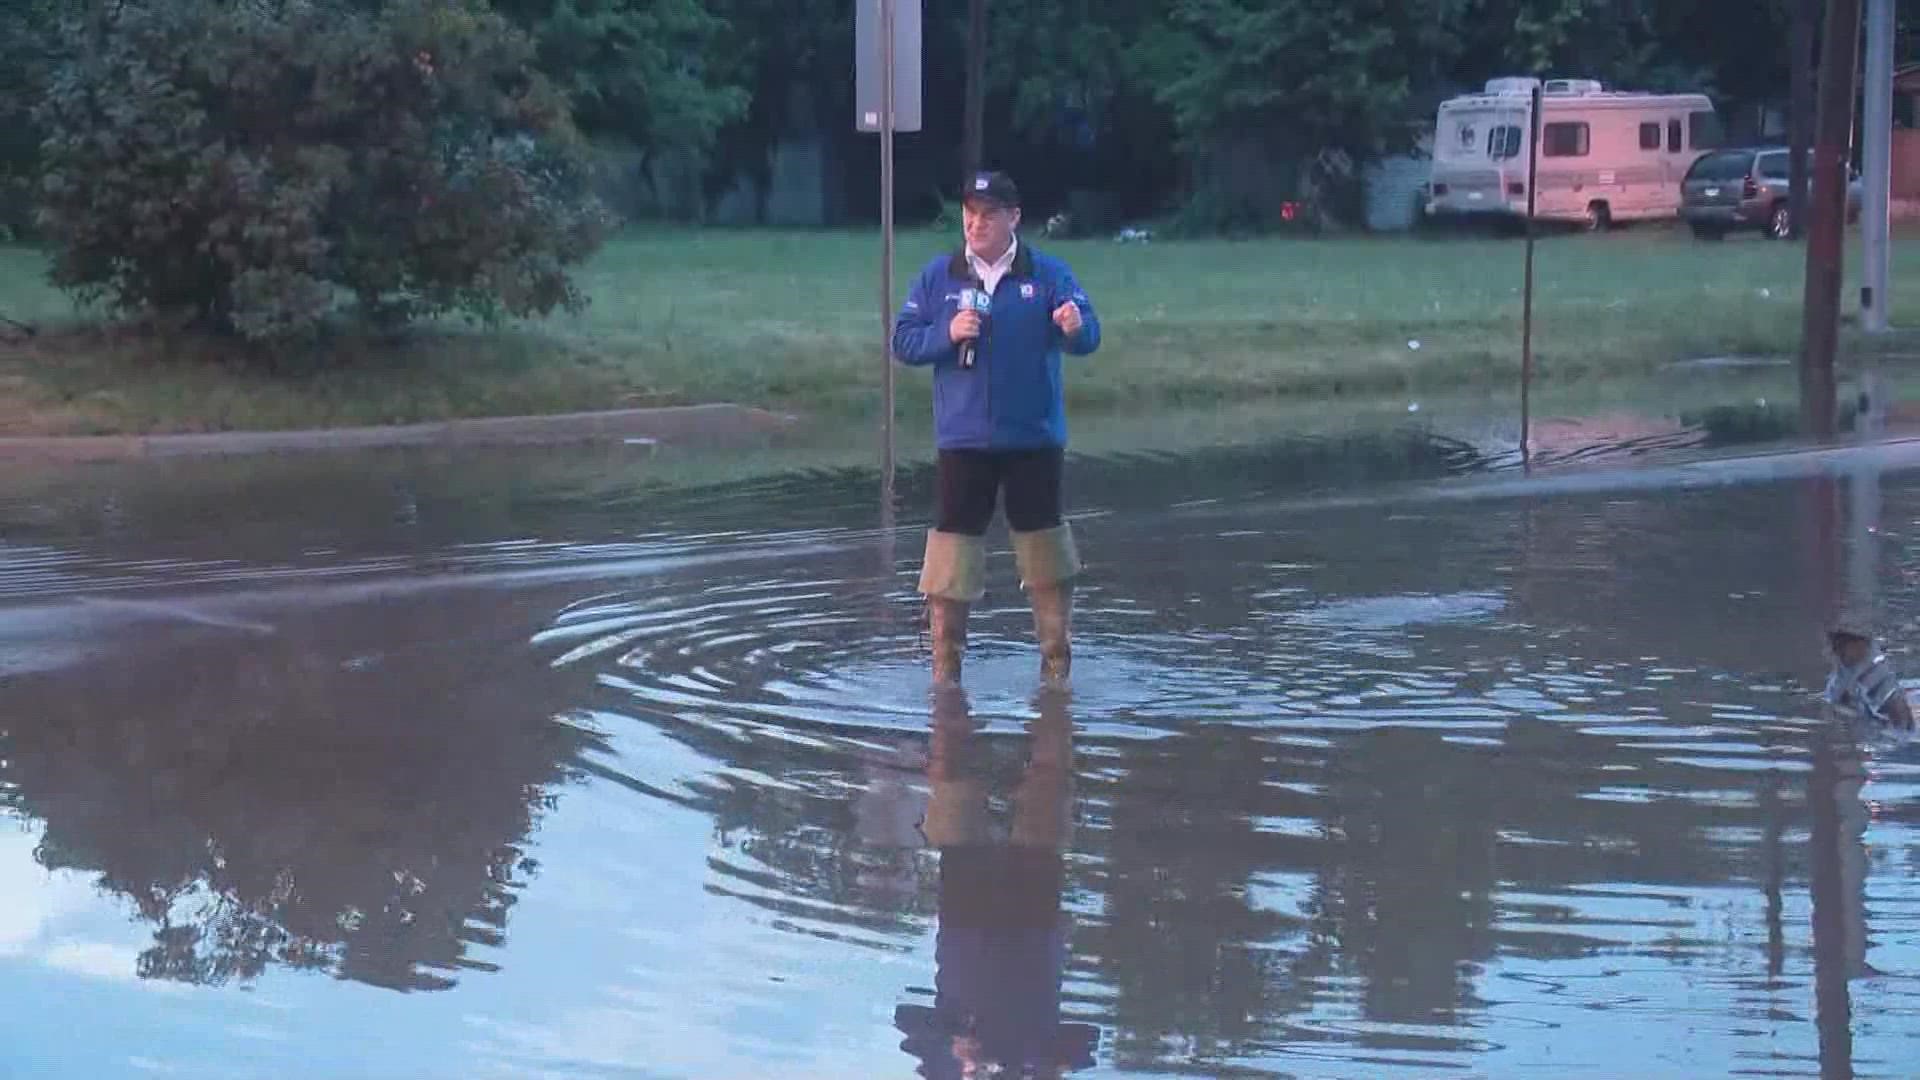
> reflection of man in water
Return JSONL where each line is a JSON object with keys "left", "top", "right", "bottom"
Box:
{"left": 894, "top": 687, "right": 1098, "bottom": 1078}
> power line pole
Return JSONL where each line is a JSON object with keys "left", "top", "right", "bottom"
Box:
{"left": 1861, "top": 0, "right": 1893, "bottom": 335}
{"left": 1801, "top": 0, "right": 1864, "bottom": 441}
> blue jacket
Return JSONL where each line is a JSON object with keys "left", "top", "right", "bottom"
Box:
{"left": 891, "top": 244, "right": 1101, "bottom": 450}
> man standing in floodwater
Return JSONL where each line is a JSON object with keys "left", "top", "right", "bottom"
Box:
{"left": 890, "top": 170, "right": 1103, "bottom": 686}
{"left": 1826, "top": 627, "right": 1916, "bottom": 729}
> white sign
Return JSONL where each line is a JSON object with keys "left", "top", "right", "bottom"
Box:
{"left": 855, "top": 0, "right": 923, "bottom": 133}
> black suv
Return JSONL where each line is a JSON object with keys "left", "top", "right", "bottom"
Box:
{"left": 1681, "top": 146, "right": 1861, "bottom": 239}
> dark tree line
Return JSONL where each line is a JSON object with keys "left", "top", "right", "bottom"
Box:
{"left": 0, "top": 0, "right": 1905, "bottom": 342}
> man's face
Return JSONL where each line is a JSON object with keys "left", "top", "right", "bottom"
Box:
{"left": 1833, "top": 633, "right": 1872, "bottom": 666}
{"left": 963, "top": 200, "right": 1020, "bottom": 257}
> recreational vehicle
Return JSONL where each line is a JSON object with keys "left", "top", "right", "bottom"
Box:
{"left": 1425, "top": 77, "right": 1722, "bottom": 230}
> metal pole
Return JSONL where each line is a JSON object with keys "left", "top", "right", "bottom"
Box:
{"left": 1801, "top": 0, "right": 1864, "bottom": 442}
{"left": 879, "top": 0, "right": 897, "bottom": 501}
{"left": 1520, "top": 84, "right": 1542, "bottom": 471}
{"left": 1862, "top": 0, "right": 1893, "bottom": 334}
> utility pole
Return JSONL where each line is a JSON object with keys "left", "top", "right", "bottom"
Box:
{"left": 962, "top": 0, "right": 986, "bottom": 178}
{"left": 1801, "top": 0, "right": 1863, "bottom": 441}
{"left": 1790, "top": 0, "right": 1818, "bottom": 239}
{"left": 1861, "top": 0, "right": 1893, "bottom": 335}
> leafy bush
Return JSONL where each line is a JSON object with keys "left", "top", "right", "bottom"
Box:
{"left": 34, "top": 0, "right": 615, "bottom": 344}
{"left": 0, "top": 0, "right": 62, "bottom": 241}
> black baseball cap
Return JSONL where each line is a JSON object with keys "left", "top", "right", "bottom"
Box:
{"left": 962, "top": 170, "right": 1020, "bottom": 209}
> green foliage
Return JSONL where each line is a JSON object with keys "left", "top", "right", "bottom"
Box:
{"left": 493, "top": 0, "right": 748, "bottom": 157}
{"left": 977, "top": 0, "right": 1182, "bottom": 218}
{"left": 982, "top": 0, "right": 1155, "bottom": 140}
{"left": 1506, "top": 0, "right": 1648, "bottom": 76}
{"left": 697, "top": 0, "right": 849, "bottom": 213}
{"left": 0, "top": 0, "right": 1870, "bottom": 259}
{"left": 1144, "top": 0, "right": 1448, "bottom": 158}
{"left": 1159, "top": 184, "right": 1277, "bottom": 239}
{"left": 1458, "top": 0, "right": 1724, "bottom": 93}
{"left": 1121, "top": 2, "right": 1385, "bottom": 230}
{"left": 0, "top": 0, "right": 64, "bottom": 237}
{"left": 33, "top": 0, "right": 614, "bottom": 343}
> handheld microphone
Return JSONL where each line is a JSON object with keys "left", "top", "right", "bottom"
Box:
{"left": 957, "top": 280, "right": 990, "bottom": 369}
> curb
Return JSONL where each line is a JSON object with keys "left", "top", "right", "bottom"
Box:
{"left": 0, "top": 403, "right": 803, "bottom": 462}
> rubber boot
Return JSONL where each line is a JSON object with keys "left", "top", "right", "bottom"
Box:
{"left": 1013, "top": 523, "right": 1082, "bottom": 685}
{"left": 928, "top": 597, "right": 969, "bottom": 686}
{"left": 918, "top": 529, "right": 986, "bottom": 685}
{"left": 1029, "top": 582, "right": 1074, "bottom": 684}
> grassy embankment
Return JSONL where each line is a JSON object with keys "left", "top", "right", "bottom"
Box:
{"left": 0, "top": 224, "right": 1913, "bottom": 437}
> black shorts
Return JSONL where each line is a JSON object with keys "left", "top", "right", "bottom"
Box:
{"left": 935, "top": 448, "right": 1064, "bottom": 536}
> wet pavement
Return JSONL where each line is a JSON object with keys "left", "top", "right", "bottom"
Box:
{"left": 4, "top": 404, "right": 1920, "bottom": 1078}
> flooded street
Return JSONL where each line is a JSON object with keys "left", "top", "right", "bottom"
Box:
{"left": 5, "top": 413, "right": 1920, "bottom": 1078}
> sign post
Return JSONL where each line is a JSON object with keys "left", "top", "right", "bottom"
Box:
{"left": 856, "top": 0, "right": 922, "bottom": 502}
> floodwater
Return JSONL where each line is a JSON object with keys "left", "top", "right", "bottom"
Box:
{"left": 4, "top": 407, "right": 1920, "bottom": 1078}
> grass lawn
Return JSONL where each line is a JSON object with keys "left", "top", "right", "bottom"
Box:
{"left": 0, "top": 223, "right": 1914, "bottom": 436}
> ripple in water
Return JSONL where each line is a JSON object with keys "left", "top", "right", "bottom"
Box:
{"left": 504, "top": 466, "right": 1920, "bottom": 1076}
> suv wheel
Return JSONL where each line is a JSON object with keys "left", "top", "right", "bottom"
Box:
{"left": 1767, "top": 203, "right": 1792, "bottom": 240}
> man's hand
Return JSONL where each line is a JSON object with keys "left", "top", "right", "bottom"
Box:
{"left": 1052, "top": 301, "right": 1083, "bottom": 338}
{"left": 949, "top": 309, "right": 982, "bottom": 344}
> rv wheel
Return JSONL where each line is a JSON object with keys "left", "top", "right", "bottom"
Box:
{"left": 1583, "top": 202, "right": 1611, "bottom": 232}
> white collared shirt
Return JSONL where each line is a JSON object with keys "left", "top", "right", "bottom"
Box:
{"left": 966, "top": 237, "right": 1018, "bottom": 296}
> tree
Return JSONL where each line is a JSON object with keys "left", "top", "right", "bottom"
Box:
{"left": 1016, "top": 2, "right": 1185, "bottom": 220}
{"left": 984, "top": 0, "right": 1167, "bottom": 152}
{"left": 494, "top": 0, "right": 749, "bottom": 180}
{"left": 34, "top": 0, "right": 613, "bottom": 344}
{"left": 1133, "top": 0, "right": 1472, "bottom": 230}
{"left": 0, "top": 0, "right": 63, "bottom": 237}
{"left": 697, "top": 0, "right": 850, "bottom": 220}
{"left": 1453, "top": 0, "right": 1723, "bottom": 94}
